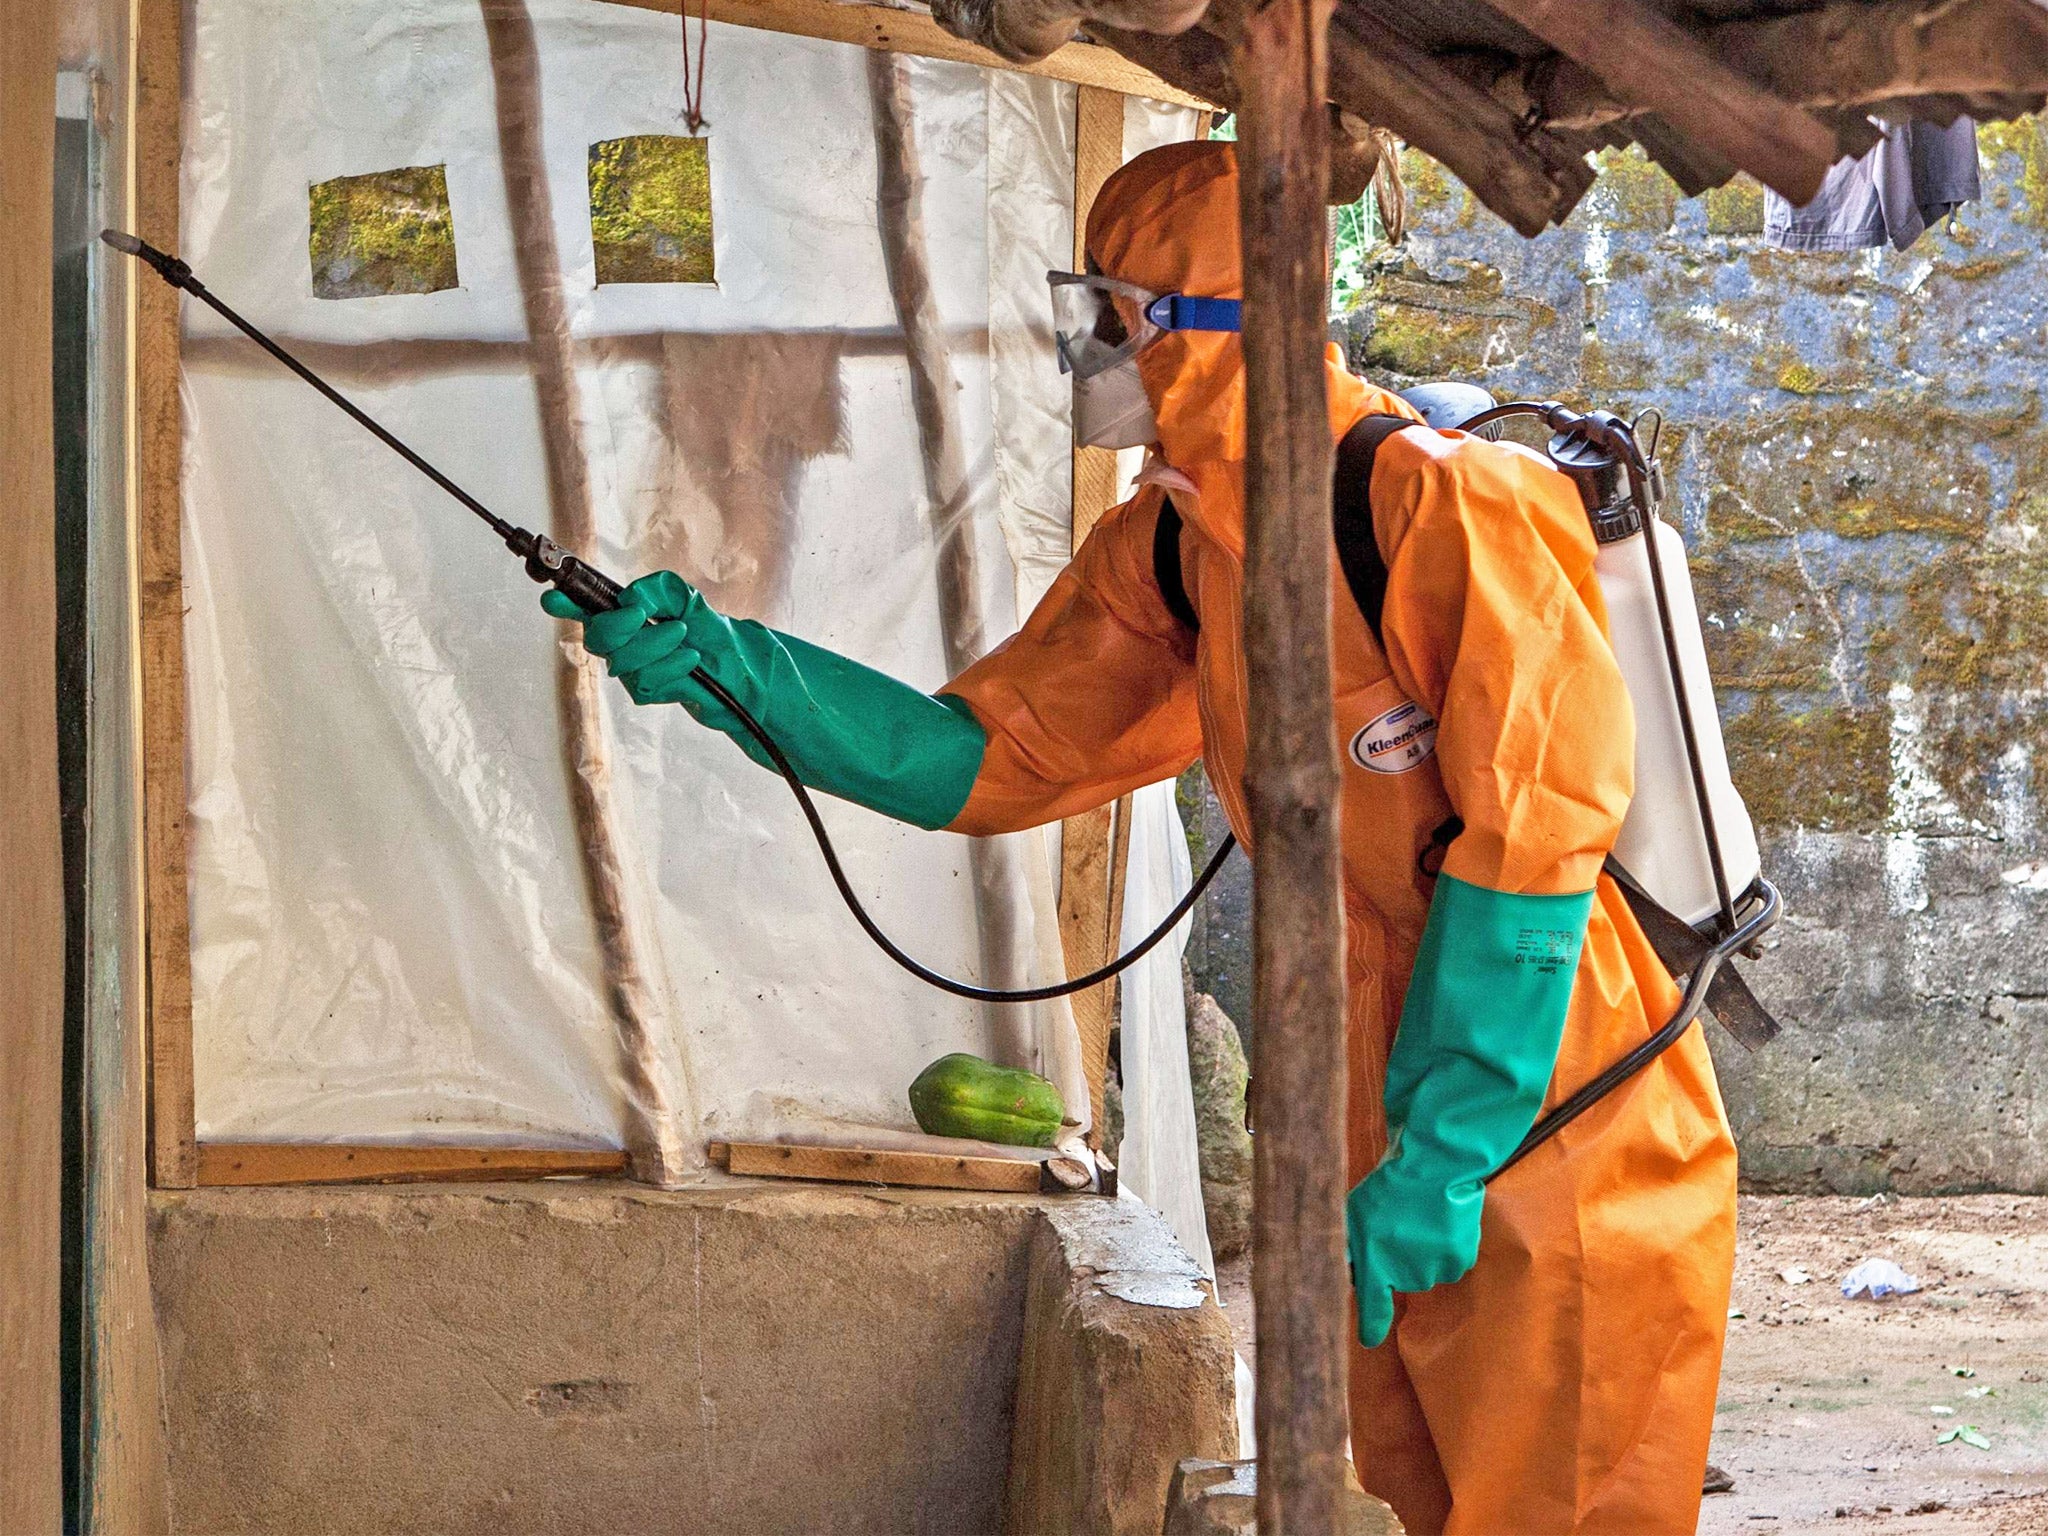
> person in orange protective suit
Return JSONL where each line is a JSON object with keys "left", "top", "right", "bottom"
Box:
{"left": 549, "top": 139, "right": 1736, "bottom": 1534}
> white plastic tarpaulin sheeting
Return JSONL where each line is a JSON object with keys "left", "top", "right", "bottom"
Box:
{"left": 179, "top": 0, "right": 1212, "bottom": 1215}
{"left": 185, "top": 0, "right": 1056, "bottom": 1155}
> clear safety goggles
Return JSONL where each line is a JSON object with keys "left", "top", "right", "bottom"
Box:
{"left": 1047, "top": 271, "right": 1243, "bottom": 380}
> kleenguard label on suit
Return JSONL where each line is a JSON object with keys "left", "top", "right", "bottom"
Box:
{"left": 1350, "top": 701, "right": 1439, "bottom": 775}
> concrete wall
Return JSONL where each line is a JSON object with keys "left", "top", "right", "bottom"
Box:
{"left": 148, "top": 1180, "right": 1235, "bottom": 1536}
{"left": 1317, "top": 117, "right": 2048, "bottom": 1193}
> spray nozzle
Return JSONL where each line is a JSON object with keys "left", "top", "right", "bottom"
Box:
{"left": 100, "top": 229, "right": 196, "bottom": 291}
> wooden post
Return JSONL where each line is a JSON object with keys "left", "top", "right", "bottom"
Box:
{"left": 1, "top": 0, "right": 65, "bottom": 1519}
{"left": 868, "top": 50, "right": 1042, "bottom": 1068}
{"left": 136, "top": 0, "right": 197, "bottom": 1190}
{"left": 1232, "top": 0, "right": 1351, "bottom": 1529}
{"left": 480, "top": 0, "right": 691, "bottom": 1184}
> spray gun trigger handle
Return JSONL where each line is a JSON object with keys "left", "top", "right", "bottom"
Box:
{"left": 524, "top": 536, "right": 625, "bottom": 615}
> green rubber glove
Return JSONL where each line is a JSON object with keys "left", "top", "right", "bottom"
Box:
{"left": 543, "top": 572, "right": 987, "bottom": 831}
{"left": 1346, "top": 873, "right": 1594, "bottom": 1346}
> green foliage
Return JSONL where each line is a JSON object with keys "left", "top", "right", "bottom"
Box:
{"left": 587, "top": 135, "right": 715, "bottom": 285}
{"left": 307, "top": 165, "right": 458, "bottom": 300}
{"left": 1329, "top": 192, "right": 1383, "bottom": 315}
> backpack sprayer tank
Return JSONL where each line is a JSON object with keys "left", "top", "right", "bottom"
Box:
{"left": 1600, "top": 517, "right": 1761, "bottom": 927}
{"left": 1456, "top": 399, "right": 1768, "bottom": 939}
{"left": 1548, "top": 419, "right": 1763, "bottom": 929}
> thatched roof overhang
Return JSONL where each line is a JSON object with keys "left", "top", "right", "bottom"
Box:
{"left": 926, "top": 0, "right": 2048, "bottom": 233}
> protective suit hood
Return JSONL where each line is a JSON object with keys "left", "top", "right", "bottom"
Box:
{"left": 1084, "top": 140, "right": 1421, "bottom": 469}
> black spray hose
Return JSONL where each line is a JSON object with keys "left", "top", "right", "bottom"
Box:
{"left": 696, "top": 667, "right": 1235, "bottom": 1002}
{"left": 105, "top": 229, "right": 1236, "bottom": 1006}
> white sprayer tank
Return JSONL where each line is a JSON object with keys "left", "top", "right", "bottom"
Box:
{"left": 1595, "top": 518, "right": 1761, "bottom": 928}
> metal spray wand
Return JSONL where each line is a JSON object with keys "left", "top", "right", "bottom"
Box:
{"left": 102, "top": 229, "right": 626, "bottom": 614}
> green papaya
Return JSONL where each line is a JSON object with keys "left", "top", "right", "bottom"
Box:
{"left": 909, "top": 1053, "right": 1065, "bottom": 1148}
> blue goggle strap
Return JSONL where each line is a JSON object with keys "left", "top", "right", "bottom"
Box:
{"left": 1142, "top": 293, "right": 1243, "bottom": 333}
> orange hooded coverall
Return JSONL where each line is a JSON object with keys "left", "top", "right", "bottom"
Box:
{"left": 938, "top": 141, "right": 1737, "bottom": 1534}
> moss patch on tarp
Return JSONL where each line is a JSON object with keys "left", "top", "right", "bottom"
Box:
{"left": 308, "top": 165, "right": 458, "bottom": 300}
{"left": 588, "top": 135, "right": 714, "bottom": 285}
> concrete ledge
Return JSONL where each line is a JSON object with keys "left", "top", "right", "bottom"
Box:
{"left": 1004, "top": 1201, "right": 1238, "bottom": 1536}
{"left": 149, "top": 1179, "right": 1235, "bottom": 1535}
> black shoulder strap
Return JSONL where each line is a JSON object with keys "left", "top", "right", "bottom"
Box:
{"left": 1152, "top": 495, "right": 1201, "bottom": 633}
{"left": 1331, "top": 412, "right": 1415, "bottom": 649}
{"left": 1146, "top": 412, "right": 1414, "bottom": 641}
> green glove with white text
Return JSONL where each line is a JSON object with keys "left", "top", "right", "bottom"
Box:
{"left": 544, "top": 572, "right": 987, "bottom": 831}
{"left": 1345, "top": 873, "right": 1593, "bottom": 1346}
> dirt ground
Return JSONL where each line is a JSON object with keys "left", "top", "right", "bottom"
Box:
{"left": 1213, "top": 1195, "right": 2048, "bottom": 1533}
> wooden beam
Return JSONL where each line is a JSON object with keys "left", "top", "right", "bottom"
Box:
{"left": 928, "top": 0, "right": 1207, "bottom": 70}
{"left": 1060, "top": 801, "right": 1117, "bottom": 1144}
{"left": 1061, "top": 84, "right": 1125, "bottom": 1151}
{"left": 871, "top": 47, "right": 1048, "bottom": 1044}
{"left": 1105, "top": 791, "right": 1134, "bottom": 993}
{"left": 1, "top": 0, "right": 64, "bottom": 1517}
{"left": 709, "top": 1139, "right": 1088, "bottom": 1193}
{"left": 1231, "top": 0, "right": 1351, "bottom": 1528}
{"left": 593, "top": 0, "right": 1214, "bottom": 107}
{"left": 1070, "top": 82, "right": 1125, "bottom": 528}
{"left": 1527, "top": 0, "right": 2048, "bottom": 130}
{"left": 1087, "top": 21, "right": 1238, "bottom": 114}
{"left": 1323, "top": 7, "right": 1593, "bottom": 237}
{"left": 1468, "top": 0, "right": 1840, "bottom": 204}
{"left": 195, "top": 1144, "right": 628, "bottom": 1186}
{"left": 136, "top": 0, "right": 197, "bottom": 1191}
{"left": 1151, "top": 0, "right": 1596, "bottom": 235}
{"left": 1624, "top": 111, "right": 1743, "bottom": 200}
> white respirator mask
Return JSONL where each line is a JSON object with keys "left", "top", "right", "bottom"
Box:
{"left": 1072, "top": 358, "right": 1160, "bottom": 449}
{"left": 1050, "top": 269, "right": 1239, "bottom": 452}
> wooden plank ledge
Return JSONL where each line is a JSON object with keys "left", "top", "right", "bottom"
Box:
{"left": 709, "top": 1140, "right": 1090, "bottom": 1193}
{"left": 591, "top": 0, "right": 1214, "bottom": 107}
{"left": 195, "top": 1144, "right": 629, "bottom": 1186}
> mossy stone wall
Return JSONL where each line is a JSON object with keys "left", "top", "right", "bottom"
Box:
{"left": 1324, "top": 121, "right": 2048, "bottom": 1192}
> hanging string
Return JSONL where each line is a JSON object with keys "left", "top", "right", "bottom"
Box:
{"left": 680, "top": 0, "right": 710, "bottom": 133}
